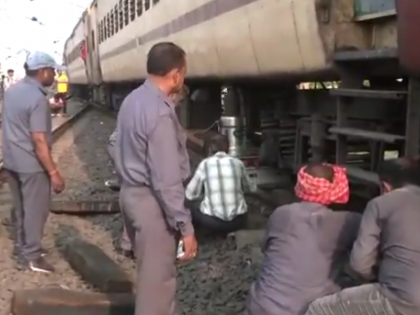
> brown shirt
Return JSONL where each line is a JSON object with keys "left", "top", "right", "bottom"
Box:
{"left": 350, "top": 185, "right": 420, "bottom": 315}
{"left": 115, "top": 79, "right": 192, "bottom": 235}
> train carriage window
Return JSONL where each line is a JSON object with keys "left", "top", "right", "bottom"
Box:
{"left": 129, "top": 0, "right": 135, "bottom": 21}
{"left": 102, "top": 17, "right": 105, "bottom": 40}
{"left": 98, "top": 21, "right": 102, "bottom": 43}
{"left": 105, "top": 14, "right": 109, "bottom": 39}
{"left": 136, "top": 0, "right": 143, "bottom": 16}
{"left": 101, "top": 19, "right": 105, "bottom": 41}
{"left": 144, "top": 0, "right": 150, "bottom": 11}
{"left": 110, "top": 10, "right": 115, "bottom": 35}
{"left": 91, "top": 30, "right": 95, "bottom": 50}
{"left": 102, "top": 21, "right": 105, "bottom": 43}
{"left": 124, "top": 0, "right": 129, "bottom": 25}
{"left": 102, "top": 19, "right": 106, "bottom": 40}
{"left": 108, "top": 13, "right": 112, "bottom": 37}
{"left": 114, "top": 5, "right": 119, "bottom": 32}
{"left": 119, "top": 0, "right": 124, "bottom": 29}
{"left": 104, "top": 14, "right": 107, "bottom": 39}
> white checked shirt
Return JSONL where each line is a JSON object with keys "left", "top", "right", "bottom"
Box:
{"left": 185, "top": 152, "right": 257, "bottom": 221}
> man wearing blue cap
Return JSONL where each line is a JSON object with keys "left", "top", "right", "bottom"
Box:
{"left": 2, "top": 51, "right": 65, "bottom": 273}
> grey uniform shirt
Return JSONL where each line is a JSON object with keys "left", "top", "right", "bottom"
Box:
{"left": 2, "top": 76, "right": 52, "bottom": 173}
{"left": 247, "top": 202, "right": 361, "bottom": 315}
{"left": 115, "top": 79, "right": 192, "bottom": 235}
{"left": 350, "top": 185, "right": 420, "bottom": 315}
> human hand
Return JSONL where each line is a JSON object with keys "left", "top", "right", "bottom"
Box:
{"left": 50, "top": 170, "right": 65, "bottom": 194}
{"left": 178, "top": 234, "right": 198, "bottom": 261}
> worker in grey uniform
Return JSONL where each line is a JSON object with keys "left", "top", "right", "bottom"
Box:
{"left": 107, "top": 86, "right": 190, "bottom": 259}
{"left": 115, "top": 42, "right": 197, "bottom": 315}
{"left": 2, "top": 51, "right": 65, "bottom": 273}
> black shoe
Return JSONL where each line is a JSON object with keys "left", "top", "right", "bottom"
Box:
{"left": 115, "top": 247, "right": 135, "bottom": 259}
{"left": 28, "top": 257, "right": 54, "bottom": 273}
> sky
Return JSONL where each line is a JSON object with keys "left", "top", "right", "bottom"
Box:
{"left": 0, "top": 0, "right": 90, "bottom": 73}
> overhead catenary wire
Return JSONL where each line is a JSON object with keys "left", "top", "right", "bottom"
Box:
{"left": 0, "top": 0, "right": 87, "bottom": 64}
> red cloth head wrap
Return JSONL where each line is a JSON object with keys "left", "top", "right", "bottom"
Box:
{"left": 294, "top": 164, "right": 349, "bottom": 205}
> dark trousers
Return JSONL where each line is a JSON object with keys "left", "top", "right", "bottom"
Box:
{"left": 120, "top": 185, "right": 178, "bottom": 315}
{"left": 186, "top": 200, "right": 247, "bottom": 234}
{"left": 6, "top": 170, "right": 51, "bottom": 261}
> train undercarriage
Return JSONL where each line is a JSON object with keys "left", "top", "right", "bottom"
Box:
{"left": 71, "top": 50, "right": 420, "bottom": 208}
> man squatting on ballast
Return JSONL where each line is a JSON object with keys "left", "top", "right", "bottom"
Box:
{"left": 247, "top": 158, "right": 420, "bottom": 315}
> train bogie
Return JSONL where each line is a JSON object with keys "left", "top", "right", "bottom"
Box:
{"left": 62, "top": 0, "right": 420, "bottom": 205}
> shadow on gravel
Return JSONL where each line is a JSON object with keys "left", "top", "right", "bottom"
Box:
{"left": 54, "top": 111, "right": 123, "bottom": 248}
{"left": 63, "top": 110, "right": 217, "bottom": 253}
{"left": 52, "top": 223, "right": 82, "bottom": 252}
{"left": 1, "top": 207, "right": 14, "bottom": 241}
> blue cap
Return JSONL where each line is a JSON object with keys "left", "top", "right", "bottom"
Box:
{"left": 25, "top": 51, "right": 61, "bottom": 70}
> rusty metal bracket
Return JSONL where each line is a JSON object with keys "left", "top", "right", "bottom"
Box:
{"left": 315, "top": 0, "right": 331, "bottom": 23}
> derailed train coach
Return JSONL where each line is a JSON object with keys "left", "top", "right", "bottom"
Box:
{"left": 65, "top": 0, "right": 420, "bottom": 200}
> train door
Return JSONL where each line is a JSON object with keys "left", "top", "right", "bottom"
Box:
{"left": 85, "top": 1, "right": 102, "bottom": 85}
{"left": 81, "top": 16, "right": 91, "bottom": 83}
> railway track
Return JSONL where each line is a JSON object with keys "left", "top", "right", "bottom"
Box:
{"left": 91, "top": 102, "right": 296, "bottom": 212}
{"left": 0, "top": 103, "right": 122, "bottom": 214}
{"left": 0, "top": 100, "right": 289, "bottom": 315}
{"left": 0, "top": 103, "right": 89, "bottom": 184}
{"left": 0, "top": 102, "right": 127, "bottom": 315}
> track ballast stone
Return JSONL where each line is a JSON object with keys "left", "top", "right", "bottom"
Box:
{"left": 0, "top": 109, "right": 277, "bottom": 315}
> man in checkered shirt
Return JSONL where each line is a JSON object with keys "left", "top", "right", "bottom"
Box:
{"left": 185, "top": 134, "right": 257, "bottom": 233}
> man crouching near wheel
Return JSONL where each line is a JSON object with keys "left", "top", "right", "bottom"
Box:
{"left": 247, "top": 163, "right": 361, "bottom": 315}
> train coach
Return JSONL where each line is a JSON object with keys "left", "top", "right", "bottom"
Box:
{"left": 64, "top": 0, "right": 420, "bottom": 200}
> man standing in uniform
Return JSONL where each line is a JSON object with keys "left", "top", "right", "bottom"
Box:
{"left": 2, "top": 51, "right": 65, "bottom": 273}
{"left": 107, "top": 85, "right": 191, "bottom": 260}
{"left": 115, "top": 42, "right": 197, "bottom": 315}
